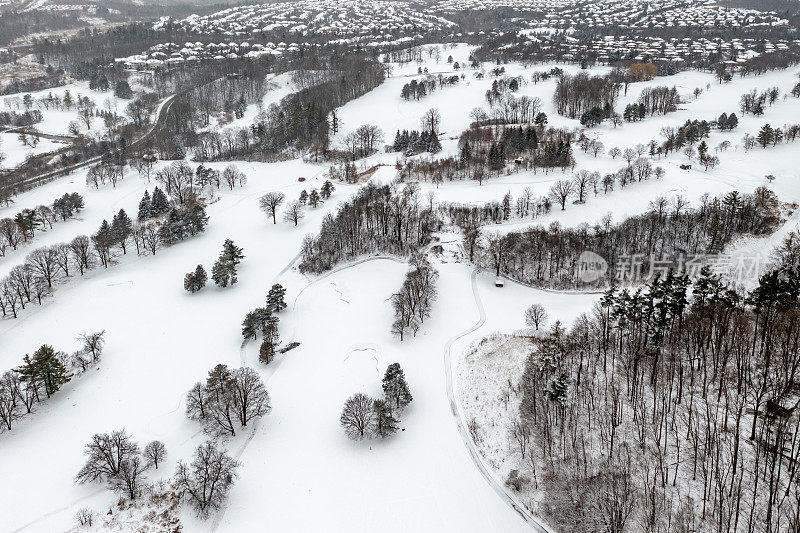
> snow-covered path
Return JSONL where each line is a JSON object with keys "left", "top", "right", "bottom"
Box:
{"left": 443, "top": 267, "right": 550, "bottom": 532}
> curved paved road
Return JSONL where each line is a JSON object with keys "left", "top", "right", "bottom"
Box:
{"left": 11, "top": 92, "right": 178, "bottom": 193}
{"left": 443, "top": 268, "right": 551, "bottom": 533}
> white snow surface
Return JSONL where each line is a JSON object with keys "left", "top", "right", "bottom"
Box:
{"left": 2, "top": 43, "right": 800, "bottom": 532}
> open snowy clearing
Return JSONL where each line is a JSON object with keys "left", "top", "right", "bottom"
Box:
{"left": 2, "top": 80, "right": 133, "bottom": 136}
{"left": 0, "top": 131, "right": 64, "bottom": 169}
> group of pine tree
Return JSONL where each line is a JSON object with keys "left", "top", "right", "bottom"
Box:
{"left": 1, "top": 332, "right": 104, "bottom": 432}
{"left": 241, "top": 283, "right": 288, "bottom": 365}
{"left": 392, "top": 129, "right": 441, "bottom": 154}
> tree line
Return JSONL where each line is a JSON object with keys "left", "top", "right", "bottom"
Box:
{"left": 298, "top": 182, "right": 437, "bottom": 274}
{"left": 0, "top": 202, "right": 208, "bottom": 319}
{"left": 470, "top": 188, "right": 780, "bottom": 289}
{"left": 0, "top": 192, "right": 84, "bottom": 257}
{"left": 391, "top": 254, "right": 439, "bottom": 340}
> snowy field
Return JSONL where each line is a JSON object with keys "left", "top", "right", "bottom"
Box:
{"left": 0, "top": 132, "right": 64, "bottom": 169}
{"left": 3, "top": 42, "right": 800, "bottom": 532}
{"left": 2, "top": 81, "right": 133, "bottom": 136}
{"left": 335, "top": 44, "right": 800, "bottom": 230}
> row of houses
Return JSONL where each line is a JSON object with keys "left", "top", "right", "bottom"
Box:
{"left": 159, "top": 0, "right": 455, "bottom": 40}
{"left": 115, "top": 41, "right": 301, "bottom": 70}
{"left": 553, "top": 34, "right": 800, "bottom": 65}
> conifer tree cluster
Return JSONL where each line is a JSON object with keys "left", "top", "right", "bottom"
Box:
{"left": 157, "top": 204, "right": 209, "bottom": 245}
{"left": 298, "top": 187, "right": 328, "bottom": 208}
{"left": 184, "top": 265, "right": 208, "bottom": 293}
{"left": 715, "top": 112, "right": 739, "bottom": 131}
{"left": 340, "top": 363, "right": 411, "bottom": 440}
{"left": 1, "top": 332, "right": 104, "bottom": 432}
{"left": 747, "top": 123, "right": 800, "bottom": 150}
{"left": 237, "top": 284, "right": 288, "bottom": 363}
{"left": 211, "top": 239, "right": 244, "bottom": 287}
{"left": 137, "top": 187, "right": 170, "bottom": 221}
{"left": 52, "top": 192, "right": 85, "bottom": 221}
{"left": 392, "top": 129, "right": 442, "bottom": 154}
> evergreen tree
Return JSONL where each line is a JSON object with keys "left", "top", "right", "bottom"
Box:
{"left": 150, "top": 187, "right": 169, "bottom": 216}
{"left": 212, "top": 239, "right": 244, "bottom": 287}
{"left": 459, "top": 141, "right": 472, "bottom": 163}
{"left": 259, "top": 338, "right": 275, "bottom": 364}
{"left": 241, "top": 307, "right": 276, "bottom": 340}
{"left": 111, "top": 209, "right": 133, "bottom": 254}
{"left": 393, "top": 130, "right": 403, "bottom": 151}
{"left": 309, "top": 189, "right": 321, "bottom": 208}
{"left": 320, "top": 180, "right": 335, "bottom": 200}
{"left": 299, "top": 190, "right": 308, "bottom": 205}
{"left": 382, "top": 363, "right": 412, "bottom": 408}
{"left": 93, "top": 219, "right": 114, "bottom": 267}
{"left": 114, "top": 80, "right": 133, "bottom": 99}
{"left": 373, "top": 399, "right": 399, "bottom": 437}
{"left": 212, "top": 259, "right": 233, "bottom": 287}
{"left": 266, "top": 284, "right": 287, "bottom": 313}
{"left": 220, "top": 239, "right": 244, "bottom": 267}
{"left": 184, "top": 265, "right": 207, "bottom": 293}
{"left": 428, "top": 134, "right": 442, "bottom": 154}
{"left": 17, "top": 345, "right": 71, "bottom": 399}
{"left": 758, "top": 124, "right": 774, "bottom": 149}
{"left": 137, "top": 190, "right": 152, "bottom": 221}
{"left": 502, "top": 192, "right": 512, "bottom": 220}
{"left": 698, "top": 141, "right": 708, "bottom": 158}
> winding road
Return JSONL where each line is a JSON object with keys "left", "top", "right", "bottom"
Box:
{"left": 443, "top": 268, "right": 551, "bottom": 533}
{"left": 10, "top": 93, "right": 179, "bottom": 193}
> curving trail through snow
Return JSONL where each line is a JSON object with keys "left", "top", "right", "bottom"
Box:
{"left": 443, "top": 268, "right": 551, "bottom": 533}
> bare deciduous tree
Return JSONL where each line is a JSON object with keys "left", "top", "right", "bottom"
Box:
{"left": 340, "top": 393, "right": 376, "bottom": 440}
{"left": 524, "top": 304, "right": 548, "bottom": 331}
{"left": 143, "top": 440, "right": 167, "bottom": 470}
{"left": 75, "top": 429, "right": 139, "bottom": 483}
{"left": 259, "top": 192, "right": 285, "bottom": 224}
{"left": 175, "top": 440, "right": 238, "bottom": 518}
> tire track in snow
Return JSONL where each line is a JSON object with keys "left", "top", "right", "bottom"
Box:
{"left": 11, "top": 489, "right": 106, "bottom": 533}
{"left": 211, "top": 255, "right": 402, "bottom": 532}
{"left": 329, "top": 282, "right": 350, "bottom": 304}
{"left": 443, "top": 268, "right": 550, "bottom": 533}
{"left": 345, "top": 343, "right": 381, "bottom": 373}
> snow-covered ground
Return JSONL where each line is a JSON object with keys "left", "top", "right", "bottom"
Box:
{"left": 0, "top": 131, "right": 64, "bottom": 169}
{"left": 2, "top": 81, "right": 133, "bottom": 136}
{"left": 3, "top": 43, "right": 800, "bottom": 532}
{"left": 201, "top": 71, "right": 300, "bottom": 135}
